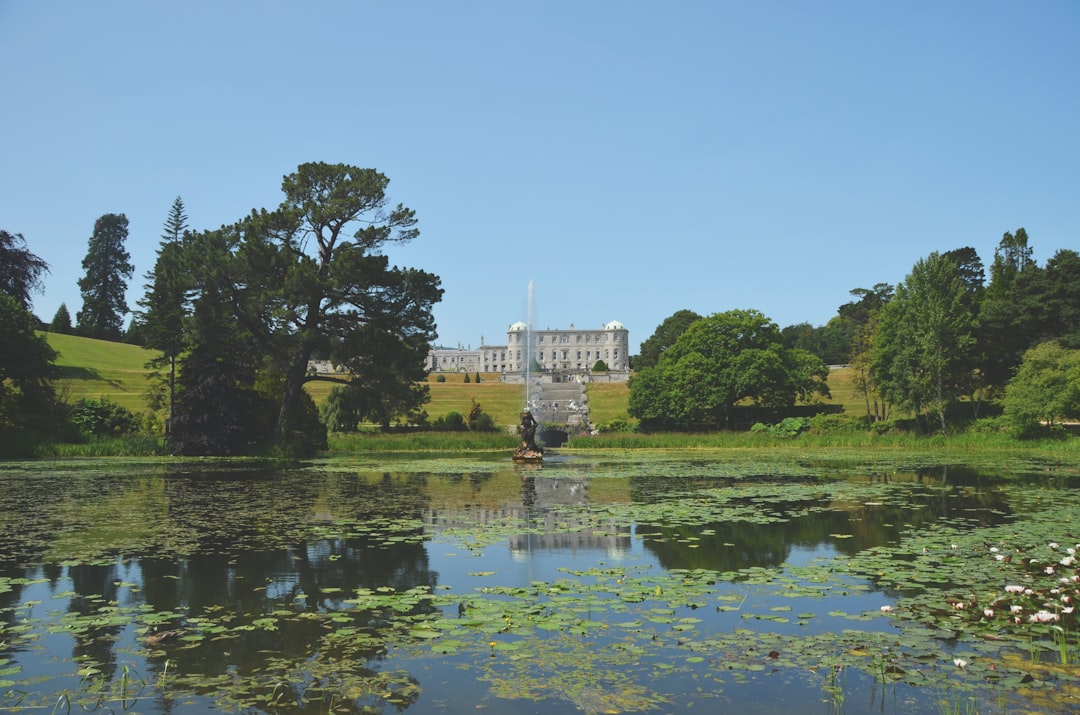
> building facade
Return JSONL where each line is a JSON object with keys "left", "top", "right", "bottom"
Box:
{"left": 425, "top": 320, "right": 630, "bottom": 375}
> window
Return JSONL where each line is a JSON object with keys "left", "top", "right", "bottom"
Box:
{"left": 539, "top": 336, "right": 544, "bottom": 343}
{"left": 576, "top": 335, "right": 582, "bottom": 343}
{"left": 576, "top": 351, "right": 581, "bottom": 359}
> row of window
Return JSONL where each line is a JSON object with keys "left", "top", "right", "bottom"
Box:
{"left": 538, "top": 350, "right": 618, "bottom": 361}
{"left": 513, "top": 333, "right": 623, "bottom": 344}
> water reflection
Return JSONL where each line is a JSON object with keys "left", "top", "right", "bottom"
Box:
{"left": 0, "top": 458, "right": 1075, "bottom": 715}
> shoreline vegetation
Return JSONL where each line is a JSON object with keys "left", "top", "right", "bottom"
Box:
{"left": 24, "top": 429, "right": 1080, "bottom": 470}
{"left": 10, "top": 332, "right": 1075, "bottom": 464}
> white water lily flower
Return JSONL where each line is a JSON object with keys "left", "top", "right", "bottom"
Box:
{"left": 983, "top": 609, "right": 994, "bottom": 618}
{"left": 953, "top": 658, "right": 967, "bottom": 669}
{"left": 1064, "top": 606, "right": 1075, "bottom": 615}
{"left": 1005, "top": 585, "right": 1024, "bottom": 593}
{"left": 880, "top": 605, "right": 893, "bottom": 612}
{"left": 1010, "top": 605, "right": 1024, "bottom": 614}
{"left": 1029, "top": 611, "right": 1059, "bottom": 623}
{"left": 1049, "top": 543, "right": 1060, "bottom": 549}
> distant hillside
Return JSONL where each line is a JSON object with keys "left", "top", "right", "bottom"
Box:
{"left": 43, "top": 332, "right": 160, "bottom": 413}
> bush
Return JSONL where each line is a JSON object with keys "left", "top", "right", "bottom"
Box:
{"left": 598, "top": 418, "right": 636, "bottom": 433}
{"left": 751, "top": 417, "right": 809, "bottom": 438}
{"left": 68, "top": 397, "right": 142, "bottom": 438}
{"left": 436, "top": 374, "right": 446, "bottom": 383}
{"left": 442, "top": 411, "right": 466, "bottom": 431}
{"left": 806, "top": 413, "right": 866, "bottom": 435}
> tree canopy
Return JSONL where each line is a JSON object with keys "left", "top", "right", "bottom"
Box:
{"left": 871, "top": 252, "right": 976, "bottom": 435}
{"left": 629, "top": 309, "right": 829, "bottom": 430}
{"left": 167, "top": 162, "right": 442, "bottom": 454}
{"left": 636, "top": 309, "right": 701, "bottom": 369}
{"left": 77, "top": 213, "right": 134, "bottom": 341}
{"left": 0, "top": 230, "right": 49, "bottom": 311}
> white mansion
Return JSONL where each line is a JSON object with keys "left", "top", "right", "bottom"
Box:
{"left": 426, "top": 320, "right": 630, "bottom": 376}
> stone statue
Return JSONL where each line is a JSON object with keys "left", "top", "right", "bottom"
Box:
{"left": 514, "top": 409, "right": 543, "bottom": 463}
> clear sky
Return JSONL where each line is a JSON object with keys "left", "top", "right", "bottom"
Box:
{"left": 2, "top": 1, "right": 1077, "bottom": 354}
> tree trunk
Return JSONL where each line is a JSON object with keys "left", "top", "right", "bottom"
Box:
{"left": 274, "top": 341, "right": 313, "bottom": 445}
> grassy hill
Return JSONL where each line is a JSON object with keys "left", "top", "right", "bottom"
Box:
{"left": 44, "top": 332, "right": 162, "bottom": 413}
{"left": 42, "top": 333, "right": 861, "bottom": 428}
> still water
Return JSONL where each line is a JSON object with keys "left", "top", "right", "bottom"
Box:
{"left": 1, "top": 453, "right": 1078, "bottom": 714}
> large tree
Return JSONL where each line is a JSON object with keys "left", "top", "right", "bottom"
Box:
{"left": 628, "top": 309, "right": 829, "bottom": 430}
{"left": 137, "top": 197, "right": 192, "bottom": 430}
{"left": 173, "top": 163, "right": 442, "bottom": 451}
{"left": 871, "top": 253, "right": 976, "bottom": 435}
{"left": 77, "top": 213, "right": 134, "bottom": 340}
{"left": 0, "top": 230, "right": 49, "bottom": 310}
{"left": 839, "top": 283, "right": 894, "bottom": 424}
{"left": 636, "top": 309, "right": 702, "bottom": 369}
{"left": 1002, "top": 340, "right": 1080, "bottom": 436}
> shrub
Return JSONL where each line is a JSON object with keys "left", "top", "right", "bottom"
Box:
{"left": 443, "top": 411, "right": 466, "bottom": 431}
{"left": 598, "top": 418, "right": 636, "bottom": 433}
{"left": 69, "top": 397, "right": 142, "bottom": 438}
{"left": 436, "top": 374, "right": 446, "bottom": 383}
{"left": 592, "top": 360, "right": 609, "bottom": 372}
{"left": 464, "top": 373, "right": 471, "bottom": 383}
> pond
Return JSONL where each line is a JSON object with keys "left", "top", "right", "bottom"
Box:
{"left": 1, "top": 452, "right": 1078, "bottom": 714}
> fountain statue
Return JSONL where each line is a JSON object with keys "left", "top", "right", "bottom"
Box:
{"left": 513, "top": 409, "right": 543, "bottom": 463}
{"left": 513, "top": 280, "right": 543, "bottom": 464}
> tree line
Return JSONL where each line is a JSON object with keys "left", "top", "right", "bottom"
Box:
{"left": 629, "top": 230, "right": 1080, "bottom": 436}
{"left": 1, "top": 163, "right": 443, "bottom": 456}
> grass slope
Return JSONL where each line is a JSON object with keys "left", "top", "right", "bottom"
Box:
{"left": 44, "top": 332, "right": 161, "bottom": 413}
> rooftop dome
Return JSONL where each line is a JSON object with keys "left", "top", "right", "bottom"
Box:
{"left": 508, "top": 321, "right": 529, "bottom": 332}
{"left": 604, "top": 320, "right": 625, "bottom": 331}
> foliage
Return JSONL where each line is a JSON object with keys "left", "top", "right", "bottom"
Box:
{"left": 1003, "top": 341, "right": 1080, "bottom": 437}
{"left": 871, "top": 253, "right": 976, "bottom": 436}
{"left": 780, "top": 317, "right": 851, "bottom": 365}
{"left": 0, "top": 229, "right": 49, "bottom": 310}
{"left": 436, "top": 374, "right": 446, "bottom": 382}
{"left": 592, "top": 359, "right": 609, "bottom": 372}
{"left": 68, "top": 397, "right": 142, "bottom": 437}
{"left": 76, "top": 213, "right": 134, "bottom": 341}
{"left": 49, "top": 303, "right": 73, "bottom": 333}
{"left": 636, "top": 309, "right": 702, "bottom": 369}
{"left": 136, "top": 197, "right": 192, "bottom": 430}
{"left": 0, "top": 294, "right": 58, "bottom": 434}
{"left": 464, "top": 372, "right": 471, "bottom": 383}
{"left": 436, "top": 411, "right": 466, "bottom": 431}
{"left": 840, "top": 284, "right": 894, "bottom": 424}
{"left": 750, "top": 416, "right": 810, "bottom": 438}
{"left": 168, "top": 271, "right": 269, "bottom": 456}
{"left": 629, "top": 309, "right": 830, "bottom": 431}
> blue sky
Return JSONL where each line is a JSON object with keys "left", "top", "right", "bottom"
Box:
{"left": 2, "top": 1, "right": 1077, "bottom": 354}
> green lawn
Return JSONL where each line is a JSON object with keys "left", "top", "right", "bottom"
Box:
{"left": 44, "top": 332, "right": 161, "bottom": 414}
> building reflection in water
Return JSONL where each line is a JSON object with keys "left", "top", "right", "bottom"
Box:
{"left": 421, "top": 475, "right": 632, "bottom": 559}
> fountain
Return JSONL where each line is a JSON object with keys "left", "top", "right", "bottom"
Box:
{"left": 513, "top": 280, "right": 543, "bottom": 463}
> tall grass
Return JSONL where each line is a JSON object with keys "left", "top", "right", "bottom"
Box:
{"left": 35, "top": 435, "right": 169, "bottom": 458}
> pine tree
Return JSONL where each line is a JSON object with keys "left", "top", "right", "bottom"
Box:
{"left": 50, "top": 303, "right": 72, "bottom": 334}
{"left": 137, "top": 197, "right": 191, "bottom": 432}
{"left": 76, "top": 214, "right": 134, "bottom": 340}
